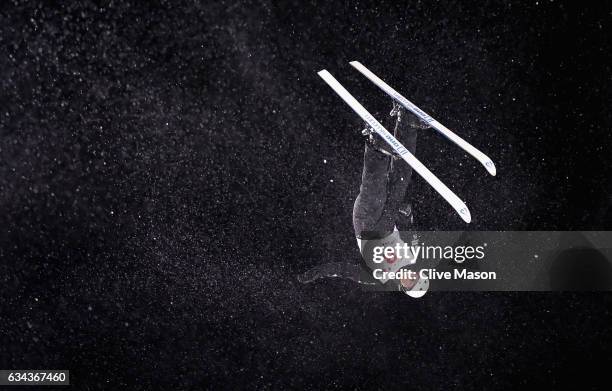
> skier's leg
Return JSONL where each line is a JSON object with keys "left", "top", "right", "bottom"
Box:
{"left": 373, "top": 111, "right": 418, "bottom": 231}
{"left": 352, "top": 142, "right": 392, "bottom": 239}
{"left": 353, "top": 105, "right": 419, "bottom": 239}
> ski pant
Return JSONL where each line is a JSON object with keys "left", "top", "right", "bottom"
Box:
{"left": 353, "top": 122, "right": 418, "bottom": 240}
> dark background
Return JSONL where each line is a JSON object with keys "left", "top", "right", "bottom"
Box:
{"left": 1, "top": 0, "right": 611, "bottom": 389}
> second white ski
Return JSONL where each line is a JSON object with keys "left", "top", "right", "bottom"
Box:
{"left": 349, "top": 61, "right": 496, "bottom": 176}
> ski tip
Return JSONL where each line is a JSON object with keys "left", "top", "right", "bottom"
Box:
{"left": 317, "top": 70, "right": 334, "bottom": 84}
{"left": 483, "top": 159, "right": 496, "bottom": 176}
{"left": 458, "top": 206, "right": 472, "bottom": 224}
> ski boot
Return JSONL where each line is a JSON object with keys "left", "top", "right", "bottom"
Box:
{"left": 361, "top": 101, "right": 429, "bottom": 159}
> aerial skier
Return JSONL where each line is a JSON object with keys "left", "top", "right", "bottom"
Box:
{"left": 352, "top": 101, "right": 431, "bottom": 297}
{"left": 299, "top": 101, "right": 430, "bottom": 298}
{"left": 300, "top": 62, "right": 495, "bottom": 298}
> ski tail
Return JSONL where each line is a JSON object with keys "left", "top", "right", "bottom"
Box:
{"left": 317, "top": 70, "right": 471, "bottom": 223}
{"left": 349, "top": 61, "right": 496, "bottom": 176}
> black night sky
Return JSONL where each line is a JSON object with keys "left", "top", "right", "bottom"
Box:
{"left": 1, "top": 1, "right": 611, "bottom": 389}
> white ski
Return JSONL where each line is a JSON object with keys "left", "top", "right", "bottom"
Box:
{"left": 349, "top": 61, "right": 496, "bottom": 176}
{"left": 318, "top": 70, "right": 472, "bottom": 223}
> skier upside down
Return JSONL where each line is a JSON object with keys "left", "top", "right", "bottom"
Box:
{"left": 354, "top": 102, "right": 430, "bottom": 297}
{"left": 299, "top": 102, "right": 430, "bottom": 298}
{"left": 304, "top": 64, "right": 497, "bottom": 296}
